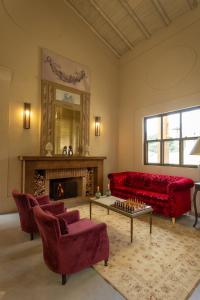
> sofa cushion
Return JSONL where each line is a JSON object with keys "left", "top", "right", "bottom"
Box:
{"left": 134, "top": 189, "right": 169, "bottom": 202}
{"left": 125, "top": 173, "right": 149, "bottom": 189}
{"left": 125, "top": 172, "right": 180, "bottom": 194}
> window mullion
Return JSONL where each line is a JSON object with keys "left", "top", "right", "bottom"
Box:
{"left": 161, "top": 115, "right": 163, "bottom": 164}
{"left": 180, "top": 112, "right": 183, "bottom": 165}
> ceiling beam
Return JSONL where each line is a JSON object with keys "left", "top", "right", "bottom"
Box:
{"left": 186, "top": 0, "right": 199, "bottom": 9}
{"left": 64, "top": 0, "right": 121, "bottom": 58}
{"left": 118, "top": 0, "right": 151, "bottom": 39}
{"left": 186, "top": 0, "right": 193, "bottom": 9}
{"left": 151, "top": 0, "right": 171, "bottom": 26}
{"left": 90, "top": 0, "right": 134, "bottom": 50}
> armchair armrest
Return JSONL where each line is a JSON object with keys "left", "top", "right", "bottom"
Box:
{"left": 60, "top": 222, "right": 107, "bottom": 241}
{"left": 36, "top": 195, "right": 50, "bottom": 205}
{"left": 56, "top": 210, "right": 80, "bottom": 224}
{"left": 168, "top": 178, "right": 194, "bottom": 193}
{"left": 41, "top": 201, "right": 65, "bottom": 215}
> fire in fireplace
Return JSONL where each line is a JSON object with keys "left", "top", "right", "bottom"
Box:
{"left": 50, "top": 178, "right": 78, "bottom": 200}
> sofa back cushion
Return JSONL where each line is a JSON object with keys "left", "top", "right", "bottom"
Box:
{"left": 125, "top": 173, "right": 150, "bottom": 190}
{"left": 125, "top": 172, "right": 180, "bottom": 194}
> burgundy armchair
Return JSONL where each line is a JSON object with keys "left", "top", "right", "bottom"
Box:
{"left": 33, "top": 205, "right": 109, "bottom": 284}
{"left": 12, "top": 190, "right": 65, "bottom": 240}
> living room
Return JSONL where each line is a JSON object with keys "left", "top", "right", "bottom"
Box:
{"left": 1, "top": 0, "right": 200, "bottom": 299}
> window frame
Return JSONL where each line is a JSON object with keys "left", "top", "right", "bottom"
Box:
{"left": 144, "top": 106, "right": 200, "bottom": 168}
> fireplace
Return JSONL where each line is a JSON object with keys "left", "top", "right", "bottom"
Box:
{"left": 23, "top": 158, "right": 103, "bottom": 198}
{"left": 50, "top": 178, "right": 83, "bottom": 200}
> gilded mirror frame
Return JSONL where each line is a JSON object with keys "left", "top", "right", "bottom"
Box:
{"left": 40, "top": 80, "right": 90, "bottom": 156}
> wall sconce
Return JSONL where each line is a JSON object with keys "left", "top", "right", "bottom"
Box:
{"left": 95, "top": 116, "right": 101, "bottom": 136}
{"left": 23, "top": 102, "right": 31, "bottom": 129}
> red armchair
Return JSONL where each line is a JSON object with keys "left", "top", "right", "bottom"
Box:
{"left": 33, "top": 205, "right": 109, "bottom": 285}
{"left": 12, "top": 190, "right": 65, "bottom": 240}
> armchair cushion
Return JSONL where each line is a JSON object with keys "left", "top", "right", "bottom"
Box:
{"left": 57, "top": 210, "right": 80, "bottom": 224}
{"left": 41, "top": 201, "right": 65, "bottom": 215}
{"left": 57, "top": 215, "right": 68, "bottom": 235}
{"left": 36, "top": 195, "right": 50, "bottom": 205}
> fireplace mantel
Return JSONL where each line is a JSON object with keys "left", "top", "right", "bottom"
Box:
{"left": 19, "top": 156, "right": 106, "bottom": 196}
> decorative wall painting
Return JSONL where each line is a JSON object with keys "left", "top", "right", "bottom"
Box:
{"left": 42, "top": 48, "right": 90, "bottom": 92}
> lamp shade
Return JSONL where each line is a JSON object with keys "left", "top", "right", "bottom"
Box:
{"left": 190, "top": 138, "right": 200, "bottom": 155}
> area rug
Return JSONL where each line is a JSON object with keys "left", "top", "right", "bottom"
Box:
{"left": 76, "top": 204, "right": 200, "bottom": 300}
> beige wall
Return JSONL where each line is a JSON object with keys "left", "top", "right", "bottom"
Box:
{"left": 119, "top": 7, "right": 200, "bottom": 177}
{"left": 0, "top": 0, "right": 119, "bottom": 213}
{"left": 118, "top": 7, "right": 200, "bottom": 210}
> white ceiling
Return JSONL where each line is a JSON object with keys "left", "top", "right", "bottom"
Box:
{"left": 64, "top": 0, "right": 200, "bottom": 58}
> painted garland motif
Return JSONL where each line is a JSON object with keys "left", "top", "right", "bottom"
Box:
{"left": 44, "top": 55, "right": 87, "bottom": 85}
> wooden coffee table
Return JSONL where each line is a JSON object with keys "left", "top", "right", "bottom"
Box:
{"left": 89, "top": 195, "right": 153, "bottom": 243}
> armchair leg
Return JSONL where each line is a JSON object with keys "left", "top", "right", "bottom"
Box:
{"left": 104, "top": 259, "right": 108, "bottom": 266}
{"left": 61, "top": 274, "right": 67, "bottom": 285}
{"left": 172, "top": 217, "right": 176, "bottom": 224}
{"left": 30, "top": 233, "right": 34, "bottom": 240}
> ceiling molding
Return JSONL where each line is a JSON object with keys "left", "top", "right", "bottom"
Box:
{"left": 118, "top": 0, "right": 151, "bottom": 39}
{"left": 89, "top": 0, "right": 134, "bottom": 50}
{"left": 151, "top": 0, "right": 171, "bottom": 26}
{"left": 64, "top": 0, "right": 121, "bottom": 58}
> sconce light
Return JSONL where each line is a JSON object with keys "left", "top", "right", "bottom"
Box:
{"left": 23, "top": 102, "right": 31, "bottom": 129}
{"left": 95, "top": 116, "right": 101, "bottom": 136}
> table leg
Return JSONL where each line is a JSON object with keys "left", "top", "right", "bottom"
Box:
{"left": 130, "top": 218, "right": 133, "bottom": 243}
{"left": 107, "top": 208, "right": 110, "bottom": 215}
{"left": 90, "top": 202, "right": 92, "bottom": 220}
{"left": 149, "top": 212, "right": 152, "bottom": 234}
{"left": 193, "top": 189, "right": 198, "bottom": 227}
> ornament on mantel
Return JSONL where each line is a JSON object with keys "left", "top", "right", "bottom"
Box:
{"left": 45, "top": 142, "right": 53, "bottom": 157}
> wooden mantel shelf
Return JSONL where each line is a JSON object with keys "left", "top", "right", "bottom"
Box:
{"left": 19, "top": 156, "right": 106, "bottom": 195}
{"left": 19, "top": 156, "right": 106, "bottom": 161}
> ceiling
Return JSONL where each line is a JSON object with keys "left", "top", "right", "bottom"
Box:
{"left": 64, "top": 0, "right": 199, "bottom": 58}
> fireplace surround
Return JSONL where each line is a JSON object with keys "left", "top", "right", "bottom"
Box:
{"left": 19, "top": 156, "right": 106, "bottom": 199}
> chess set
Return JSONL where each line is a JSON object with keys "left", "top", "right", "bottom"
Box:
{"left": 111, "top": 198, "right": 148, "bottom": 214}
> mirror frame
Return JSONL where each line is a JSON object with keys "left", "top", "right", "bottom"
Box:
{"left": 40, "top": 80, "right": 90, "bottom": 156}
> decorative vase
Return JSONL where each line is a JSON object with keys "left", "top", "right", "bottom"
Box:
{"left": 95, "top": 186, "right": 101, "bottom": 199}
{"left": 106, "top": 189, "right": 111, "bottom": 197}
{"left": 106, "top": 183, "right": 111, "bottom": 197}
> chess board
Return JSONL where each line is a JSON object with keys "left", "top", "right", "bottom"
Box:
{"left": 111, "top": 198, "right": 149, "bottom": 214}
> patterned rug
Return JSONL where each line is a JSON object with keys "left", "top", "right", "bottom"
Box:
{"left": 76, "top": 204, "right": 200, "bottom": 300}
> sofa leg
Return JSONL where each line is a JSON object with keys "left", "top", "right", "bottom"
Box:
{"left": 172, "top": 217, "right": 176, "bottom": 224}
{"left": 104, "top": 259, "right": 108, "bottom": 266}
{"left": 30, "top": 233, "right": 34, "bottom": 240}
{"left": 61, "top": 274, "right": 67, "bottom": 285}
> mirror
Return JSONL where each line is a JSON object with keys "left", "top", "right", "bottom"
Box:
{"left": 40, "top": 81, "right": 90, "bottom": 156}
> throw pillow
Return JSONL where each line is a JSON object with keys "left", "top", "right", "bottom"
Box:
{"left": 57, "top": 215, "right": 68, "bottom": 235}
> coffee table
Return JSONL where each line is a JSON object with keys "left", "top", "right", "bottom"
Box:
{"left": 89, "top": 195, "right": 153, "bottom": 243}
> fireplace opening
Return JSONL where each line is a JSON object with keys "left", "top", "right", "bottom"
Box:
{"left": 50, "top": 178, "right": 78, "bottom": 200}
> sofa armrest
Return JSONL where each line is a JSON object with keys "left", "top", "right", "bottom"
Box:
{"left": 108, "top": 172, "right": 127, "bottom": 188}
{"left": 167, "top": 178, "right": 194, "bottom": 193}
{"left": 36, "top": 195, "right": 50, "bottom": 205}
{"left": 56, "top": 210, "right": 80, "bottom": 224}
{"left": 41, "top": 201, "right": 65, "bottom": 215}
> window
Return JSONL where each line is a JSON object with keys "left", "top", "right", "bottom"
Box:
{"left": 144, "top": 106, "right": 200, "bottom": 167}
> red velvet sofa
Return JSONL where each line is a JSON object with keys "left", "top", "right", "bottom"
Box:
{"left": 108, "top": 172, "right": 194, "bottom": 221}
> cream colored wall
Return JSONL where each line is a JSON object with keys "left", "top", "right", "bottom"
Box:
{"left": 119, "top": 7, "right": 200, "bottom": 210}
{"left": 0, "top": 0, "right": 119, "bottom": 213}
